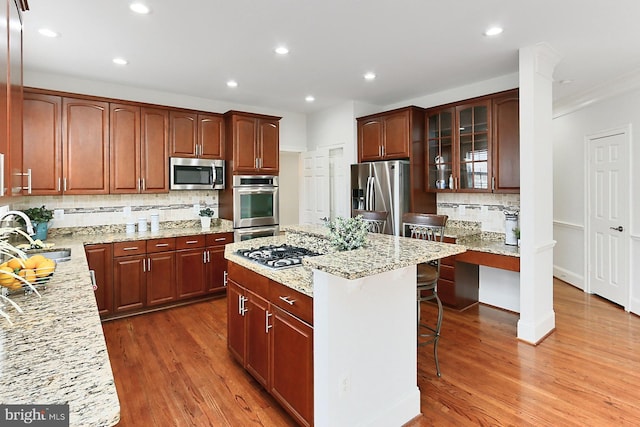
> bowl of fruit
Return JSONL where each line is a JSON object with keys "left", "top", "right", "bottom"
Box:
{"left": 0, "top": 254, "right": 56, "bottom": 295}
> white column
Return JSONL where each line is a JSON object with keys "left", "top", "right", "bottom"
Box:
{"left": 517, "top": 43, "right": 562, "bottom": 344}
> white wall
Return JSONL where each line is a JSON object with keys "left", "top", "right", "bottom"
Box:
{"left": 553, "top": 87, "right": 640, "bottom": 313}
{"left": 24, "top": 70, "right": 308, "bottom": 153}
{"left": 279, "top": 151, "right": 301, "bottom": 226}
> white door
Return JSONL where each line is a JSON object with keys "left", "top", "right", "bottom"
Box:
{"left": 587, "top": 128, "right": 630, "bottom": 307}
{"left": 301, "top": 150, "right": 330, "bottom": 224}
{"left": 329, "top": 147, "right": 348, "bottom": 219}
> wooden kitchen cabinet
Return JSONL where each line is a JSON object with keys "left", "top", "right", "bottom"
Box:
{"left": 227, "top": 261, "right": 314, "bottom": 427}
{"left": 357, "top": 107, "right": 423, "bottom": 161}
{"left": 426, "top": 89, "right": 519, "bottom": 193}
{"left": 113, "top": 253, "right": 146, "bottom": 313}
{"left": 110, "top": 104, "right": 169, "bottom": 194}
{"left": 224, "top": 111, "right": 280, "bottom": 174}
{"left": 175, "top": 235, "right": 207, "bottom": 299}
{"left": 206, "top": 232, "right": 233, "bottom": 294}
{"left": 146, "top": 238, "right": 177, "bottom": 306}
{"left": 62, "top": 97, "right": 110, "bottom": 194}
{"left": 437, "top": 236, "right": 479, "bottom": 310}
{"left": 84, "top": 243, "right": 114, "bottom": 317}
{"left": 170, "top": 110, "right": 224, "bottom": 159}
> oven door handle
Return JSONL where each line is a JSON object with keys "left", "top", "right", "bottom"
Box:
{"left": 236, "top": 188, "right": 277, "bottom": 195}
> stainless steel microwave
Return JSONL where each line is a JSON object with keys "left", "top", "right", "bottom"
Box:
{"left": 169, "top": 157, "right": 225, "bottom": 190}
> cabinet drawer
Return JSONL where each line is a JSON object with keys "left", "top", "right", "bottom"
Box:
{"left": 176, "top": 235, "right": 206, "bottom": 249}
{"left": 269, "top": 280, "right": 313, "bottom": 325}
{"left": 113, "top": 241, "right": 146, "bottom": 257}
{"left": 439, "top": 264, "right": 455, "bottom": 282}
{"left": 206, "top": 232, "right": 234, "bottom": 247}
{"left": 443, "top": 236, "right": 456, "bottom": 244}
{"left": 441, "top": 255, "right": 457, "bottom": 267}
{"left": 228, "top": 261, "right": 269, "bottom": 297}
{"left": 146, "top": 238, "right": 176, "bottom": 253}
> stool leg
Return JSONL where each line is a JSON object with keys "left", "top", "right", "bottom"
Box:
{"left": 433, "top": 292, "right": 443, "bottom": 377}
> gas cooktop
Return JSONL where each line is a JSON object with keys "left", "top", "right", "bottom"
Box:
{"left": 236, "top": 244, "right": 320, "bottom": 270}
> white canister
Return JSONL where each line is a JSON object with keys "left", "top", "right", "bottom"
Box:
{"left": 138, "top": 217, "right": 148, "bottom": 232}
{"left": 126, "top": 222, "right": 136, "bottom": 234}
{"left": 150, "top": 213, "right": 160, "bottom": 232}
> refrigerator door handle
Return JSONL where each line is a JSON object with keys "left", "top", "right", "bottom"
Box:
{"left": 367, "top": 176, "right": 375, "bottom": 210}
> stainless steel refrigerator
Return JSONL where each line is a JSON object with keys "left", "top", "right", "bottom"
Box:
{"left": 350, "top": 160, "right": 410, "bottom": 236}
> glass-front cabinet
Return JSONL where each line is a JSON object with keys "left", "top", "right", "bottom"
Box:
{"left": 426, "top": 99, "right": 492, "bottom": 192}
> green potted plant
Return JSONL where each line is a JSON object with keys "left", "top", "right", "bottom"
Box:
{"left": 324, "top": 215, "right": 370, "bottom": 251}
{"left": 21, "top": 205, "right": 54, "bottom": 241}
{"left": 199, "top": 207, "right": 215, "bottom": 229}
{"left": 513, "top": 227, "right": 521, "bottom": 247}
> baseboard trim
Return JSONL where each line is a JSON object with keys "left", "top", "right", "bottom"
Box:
{"left": 553, "top": 266, "right": 584, "bottom": 290}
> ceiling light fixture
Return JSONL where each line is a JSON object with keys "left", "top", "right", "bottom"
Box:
{"left": 38, "top": 28, "right": 59, "bottom": 38}
{"left": 227, "top": 80, "right": 238, "bottom": 88}
{"left": 484, "top": 26, "right": 503, "bottom": 36}
{"left": 275, "top": 46, "right": 289, "bottom": 55}
{"left": 129, "top": 2, "right": 150, "bottom": 14}
{"left": 364, "top": 72, "right": 376, "bottom": 81}
{"left": 305, "top": 95, "right": 315, "bottom": 102}
{"left": 113, "top": 58, "right": 128, "bottom": 65}
{"left": 559, "top": 79, "right": 573, "bottom": 85}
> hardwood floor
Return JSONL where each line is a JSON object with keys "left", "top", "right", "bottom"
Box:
{"left": 102, "top": 279, "right": 640, "bottom": 426}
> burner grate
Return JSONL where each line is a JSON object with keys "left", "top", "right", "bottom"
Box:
{"left": 237, "top": 244, "right": 320, "bottom": 270}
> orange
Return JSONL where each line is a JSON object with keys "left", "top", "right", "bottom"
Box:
{"left": 0, "top": 266, "right": 16, "bottom": 286}
{"left": 23, "top": 257, "right": 38, "bottom": 270}
{"left": 29, "top": 254, "right": 47, "bottom": 267}
{"left": 6, "top": 257, "right": 24, "bottom": 271}
{"left": 35, "top": 259, "right": 55, "bottom": 278}
{"left": 19, "top": 268, "right": 37, "bottom": 284}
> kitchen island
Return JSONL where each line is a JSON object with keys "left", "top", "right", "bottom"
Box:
{"left": 225, "top": 224, "right": 466, "bottom": 427}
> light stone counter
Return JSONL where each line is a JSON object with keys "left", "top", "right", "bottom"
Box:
{"left": 224, "top": 224, "right": 467, "bottom": 296}
{"left": 0, "top": 219, "right": 234, "bottom": 426}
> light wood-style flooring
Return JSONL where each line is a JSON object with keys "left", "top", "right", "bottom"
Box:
{"left": 102, "top": 279, "right": 640, "bottom": 426}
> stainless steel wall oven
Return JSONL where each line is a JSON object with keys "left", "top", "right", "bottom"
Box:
{"left": 232, "top": 175, "right": 279, "bottom": 240}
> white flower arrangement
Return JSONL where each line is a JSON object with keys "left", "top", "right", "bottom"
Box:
{"left": 324, "top": 215, "right": 370, "bottom": 251}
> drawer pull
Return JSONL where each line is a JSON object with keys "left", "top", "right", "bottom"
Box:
{"left": 123, "top": 246, "right": 140, "bottom": 251}
{"left": 185, "top": 240, "right": 198, "bottom": 244}
{"left": 214, "top": 237, "right": 227, "bottom": 242}
{"left": 155, "top": 243, "right": 169, "bottom": 247}
{"left": 279, "top": 296, "right": 296, "bottom": 305}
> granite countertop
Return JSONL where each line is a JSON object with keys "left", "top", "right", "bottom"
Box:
{"left": 225, "top": 224, "right": 467, "bottom": 296}
{"left": 0, "top": 219, "right": 235, "bottom": 427}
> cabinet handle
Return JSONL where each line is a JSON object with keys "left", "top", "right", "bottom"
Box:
{"left": 223, "top": 271, "right": 228, "bottom": 287}
{"left": 491, "top": 176, "right": 495, "bottom": 191}
{"left": 155, "top": 243, "right": 169, "bottom": 247}
{"left": 142, "top": 178, "right": 145, "bottom": 191}
{"left": 123, "top": 246, "right": 141, "bottom": 251}
{"left": 26, "top": 169, "right": 32, "bottom": 194}
{"left": 57, "top": 177, "right": 61, "bottom": 192}
{"left": 142, "top": 259, "right": 146, "bottom": 273}
{"left": 89, "top": 270, "right": 97, "bottom": 291}
{"left": 63, "top": 177, "right": 67, "bottom": 192}
{"left": 214, "top": 237, "right": 226, "bottom": 242}
{"left": 278, "top": 295, "right": 296, "bottom": 305}
{"left": 185, "top": 240, "right": 198, "bottom": 245}
{"left": 203, "top": 251, "right": 207, "bottom": 263}
{"left": 207, "top": 250, "right": 211, "bottom": 263}
{"left": 381, "top": 145, "right": 385, "bottom": 157}
{"left": 239, "top": 295, "right": 248, "bottom": 315}
{"left": 255, "top": 158, "right": 258, "bottom": 169}
{"left": 265, "top": 310, "right": 272, "bottom": 333}
{"left": 137, "top": 178, "right": 141, "bottom": 192}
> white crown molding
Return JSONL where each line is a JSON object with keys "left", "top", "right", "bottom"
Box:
{"left": 553, "top": 68, "right": 640, "bottom": 118}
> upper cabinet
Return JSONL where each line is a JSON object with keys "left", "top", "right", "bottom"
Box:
{"left": 425, "top": 89, "right": 519, "bottom": 193}
{"left": 357, "top": 107, "right": 421, "bottom": 162}
{"left": 110, "top": 104, "right": 169, "bottom": 194}
{"left": 224, "top": 111, "right": 280, "bottom": 175}
{"left": 169, "top": 110, "right": 224, "bottom": 159}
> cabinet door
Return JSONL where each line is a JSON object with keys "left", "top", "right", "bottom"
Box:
{"left": 227, "top": 280, "right": 246, "bottom": 363}
{"left": 425, "top": 107, "right": 455, "bottom": 192}
{"left": 62, "top": 97, "right": 110, "bottom": 194}
{"left": 270, "top": 306, "right": 313, "bottom": 427}
{"left": 146, "top": 251, "right": 176, "bottom": 306}
{"left": 358, "top": 118, "right": 383, "bottom": 162}
{"left": 141, "top": 107, "right": 169, "bottom": 192}
{"left": 258, "top": 119, "right": 279, "bottom": 173}
{"left": 110, "top": 103, "right": 140, "bottom": 194}
{"left": 492, "top": 91, "right": 520, "bottom": 193}
{"left": 198, "top": 113, "right": 224, "bottom": 159}
{"left": 245, "top": 288, "right": 270, "bottom": 388}
{"left": 23, "top": 93, "right": 62, "bottom": 195}
{"left": 456, "top": 101, "right": 491, "bottom": 192}
{"left": 232, "top": 116, "right": 258, "bottom": 172}
{"left": 169, "top": 110, "right": 197, "bottom": 157}
{"left": 175, "top": 248, "right": 206, "bottom": 299}
{"left": 84, "top": 244, "right": 113, "bottom": 317}
{"left": 206, "top": 245, "right": 227, "bottom": 294}
{"left": 113, "top": 254, "right": 146, "bottom": 313}
{"left": 383, "top": 112, "right": 410, "bottom": 159}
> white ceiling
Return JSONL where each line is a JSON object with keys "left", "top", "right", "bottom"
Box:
{"left": 21, "top": 0, "right": 640, "bottom": 114}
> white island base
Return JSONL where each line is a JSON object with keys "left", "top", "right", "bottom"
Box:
{"left": 313, "top": 265, "right": 421, "bottom": 426}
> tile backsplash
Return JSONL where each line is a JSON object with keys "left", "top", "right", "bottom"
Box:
{"left": 437, "top": 193, "right": 520, "bottom": 233}
{"left": 12, "top": 190, "right": 219, "bottom": 229}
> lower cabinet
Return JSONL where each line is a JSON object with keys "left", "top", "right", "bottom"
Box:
{"left": 146, "top": 250, "right": 176, "bottom": 306}
{"left": 227, "top": 261, "right": 313, "bottom": 427}
{"left": 84, "top": 244, "right": 113, "bottom": 317}
{"left": 438, "top": 237, "right": 479, "bottom": 310}
{"left": 113, "top": 253, "right": 146, "bottom": 313}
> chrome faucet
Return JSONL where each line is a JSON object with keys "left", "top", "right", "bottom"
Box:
{"left": 0, "top": 210, "right": 35, "bottom": 235}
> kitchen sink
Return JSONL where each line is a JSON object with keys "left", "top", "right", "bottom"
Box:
{"left": 31, "top": 248, "right": 72, "bottom": 263}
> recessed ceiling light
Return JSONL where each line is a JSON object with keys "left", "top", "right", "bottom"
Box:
{"left": 38, "top": 28, "right": 59, "bottom": 38}
{"left": 227, "top": 80, "right": 238, "bottom": 88}
{"left": 559, "top": 79, "right": 573, "bottom": 85}
{"left": 275, "top": 46, "right": 289, "bottom": 55}
{"left": 484, "top": 26, "right": 503, "bottom": 36}
{"left": 113, "top": 58, "right": 128, "bottom": 65}
{"left": 364, "top": 72, "right": 376, "bottom": 81}
{"left": 305, "top": 95, "right": 315, "bottom": 102}
{"left": 130, "top": 2, "right": 150, "bottom": 14}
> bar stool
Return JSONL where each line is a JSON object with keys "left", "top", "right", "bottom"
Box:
{"left": 402, "top": 212, "right": 448, "bottom": 377}
{"left": 353, "top": 209, "right": 388, "bottom": 234}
